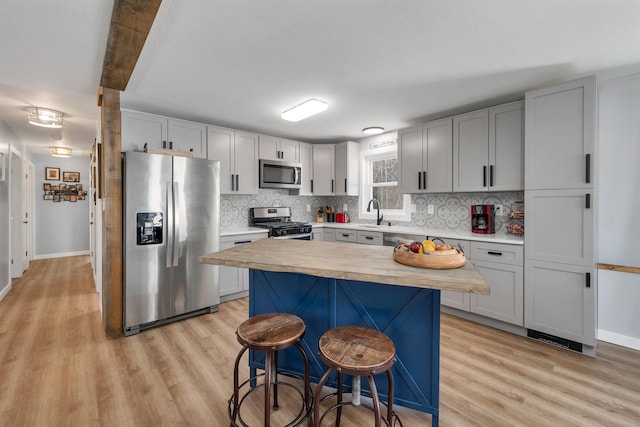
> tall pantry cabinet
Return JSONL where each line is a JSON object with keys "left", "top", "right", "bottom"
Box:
{"left": 524, "top": 76, "right": 597, "bottom": 353}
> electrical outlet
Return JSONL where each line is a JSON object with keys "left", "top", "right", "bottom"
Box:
{"left": 343, "top": 204, "right": 348, "bottom": 212}
{"left": 495, "top": 205, "right": 503, "bottom": 216}
{"left": 306, "top": 204, "right": 311, "bottom": 212}
{"left": 427, "top": 204, "right": 434, "bottom": 215}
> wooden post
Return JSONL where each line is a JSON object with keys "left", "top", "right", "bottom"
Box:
{"left": 100, "top": 87, "right": 123, "bottom": 337}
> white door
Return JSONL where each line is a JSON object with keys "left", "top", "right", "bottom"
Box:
{"left": 10, "top": 151, "right": 23, "bottom": 278}
{"left": 22, "top": 159, "right": 33, "bottom": 271}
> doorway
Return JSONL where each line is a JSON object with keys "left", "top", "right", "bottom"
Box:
{"left": 10, "top": 149, "right": 23, "bottom": 279}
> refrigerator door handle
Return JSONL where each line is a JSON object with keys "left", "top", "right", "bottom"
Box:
{"left": 166, "top": 181, "right": 173, "bottom": 268}
{"left": 173, "top": 182, "right": 180, "bottom": 267}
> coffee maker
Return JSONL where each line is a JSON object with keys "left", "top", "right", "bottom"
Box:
{"left": 471, "top": 204, "right": 496, "bottom": 234}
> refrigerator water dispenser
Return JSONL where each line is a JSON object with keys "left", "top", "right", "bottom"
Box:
{"left": 136, "top": 212, "right": 163, "bottom": 245}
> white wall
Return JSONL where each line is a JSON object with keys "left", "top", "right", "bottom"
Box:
{"left": 0, "top": 119, "right": 31, "bottom": 301}
{"left": 32, "top": 154, "right": 90, "bottom": 258}
{"left": 597, "top": 71, "right": 640, "bottom": 350}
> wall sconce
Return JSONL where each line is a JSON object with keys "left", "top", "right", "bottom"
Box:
{"left": 50, "top": 146, "right": 72, "bottom": 158}
{"left": 26, "top": 107, "right": 64, "bottom": 128}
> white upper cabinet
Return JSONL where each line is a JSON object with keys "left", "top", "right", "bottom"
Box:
{"left": 453, "top": 102, "right": 524, "bottom": 192}
{"left": 525, "top": 76, "right": 596, "bottom": 190}
{"left": 312, "top": 144, "right": 335, "bottom": 195}
{"left": 121, "top": 110, "right": 166, "bottom": 152}
{"left": 258, "top": 135, "right": 299, "bottom": 162}
{"left": 121, "top": 110, "right": 206, "bottom": 158}
{"left": 207, "top": 126, "right": 258, "bottom": 194}
{"left": 334, "top": 141, "right": 360, "bottom": 196}
{"left": 398, "top": 118, "right": 453, "bottom": 193}
{"left": 489, "top": 101, "right": 524, "bottom": 191}
{"left": 453, "top": 109, "right": 489, "bottom": 192}
{"left": 298, "top": 142, "right": 313, "bottom": 196}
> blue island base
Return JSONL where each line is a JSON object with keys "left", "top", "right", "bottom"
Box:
{"left": 248, "top": 269, "right": 440, "bottom": 426}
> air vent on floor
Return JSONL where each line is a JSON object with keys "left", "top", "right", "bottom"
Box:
{"left": 527, "top": 329, "right": 583, "bottom": 353}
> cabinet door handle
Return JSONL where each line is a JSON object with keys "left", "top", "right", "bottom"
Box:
{"left": 169, "top": 141, "right": 173, "bottom": 149}
{"left": 586, "top": 193, "right": 591, "bottom": 209}
{"left": 423, "top": 171, "right": 427, "bottom": 190}
{"left": 162, "top": 140, "right": 167, "bottom": 149}
{"left": 490, "top": 165, "right": 494, "bottom": 187}
{"left": 311, "top": 179, "right": 314, "bottom": 193}
{"left": 342, "top": 234, "right": 350, "bottom": 237}
{"left": 365, "top": 236, "right": 374, "bottom": 240}
{"left": 231, "top": 174, "right": 235, "bottom": 191}
{"left": 331, "top": 179, "right": 334, "bottom": 193}
{"left": 586, "top": 272, "right": 591, "bottom": 288}
{"left": 344, "top": 178, "right": 347, "bottom": 193}
{"left": 235, "top": 174, "right": 239, "bottom": 192}
{"left": 418, "top": 172, "right": 422, "bottom": 189}
{"left": 487, "top": 251, "right": 503, "bottom": 256}
{"left": 234, "top": 240, "right": 251, "bottom": 245}
{"left": 483, "top": 166, "right": 487, "bottom": 187}
{"left": 586, "top": 154, "right": 591, "bottom": 184}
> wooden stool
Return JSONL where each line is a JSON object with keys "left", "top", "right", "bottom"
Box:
{"left": 312, "top": 325, "right": 400, "bottom": 427}
{"left": 229, "top": 312, "right": 312, "bottom": 427}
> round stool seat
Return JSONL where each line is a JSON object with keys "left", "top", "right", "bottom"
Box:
{"left": 318, "top": 325, "right": 396, "bottom": 375}
{"left": 230, "top": 312, "right": 312, "bottom": 427}
{"left": 236, "top": 312, "right": 305, "bottom": 351}
{"left": 313, "top": 326, "right": 399, "bottom": 427}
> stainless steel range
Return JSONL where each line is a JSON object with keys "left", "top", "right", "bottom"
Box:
{"left": 249, "top": 207, "right": 312, "bottom": 240}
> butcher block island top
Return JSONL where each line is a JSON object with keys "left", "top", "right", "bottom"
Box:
{"left": 199, "top": 238, "right": 489, "bottom": 294}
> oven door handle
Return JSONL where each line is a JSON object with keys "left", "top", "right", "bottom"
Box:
{"left": 270, "top": 232, "right": 313, "bottom": 240}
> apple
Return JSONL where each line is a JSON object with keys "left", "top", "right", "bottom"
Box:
{"left": 409, "top": 242, "right": 422, "bottom": 253}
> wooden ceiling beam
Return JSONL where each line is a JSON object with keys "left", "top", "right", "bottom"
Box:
{"left": 100, "top": 0, "right": 162, "bottom": 91}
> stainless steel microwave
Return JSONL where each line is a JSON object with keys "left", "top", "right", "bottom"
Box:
{"left": 259, "top": 159, "right": 302, "bottom": 189}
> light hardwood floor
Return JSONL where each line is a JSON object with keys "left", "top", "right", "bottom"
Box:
{"left": 1, "top": 256, "right": 639, "bottom": 426}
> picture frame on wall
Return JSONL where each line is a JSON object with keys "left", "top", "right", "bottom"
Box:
{"left": 45, "top": 167, "right": 60, "bottom": 181}
{"left": 63, "top": 171, "right": 80, "bottom": 182}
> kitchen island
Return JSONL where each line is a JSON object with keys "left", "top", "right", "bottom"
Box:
{"left": 199, "top": 238, "right": 489, "bottom": 426}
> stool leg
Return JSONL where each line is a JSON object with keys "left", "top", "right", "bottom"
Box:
{"left": 230, "top": 347, "right": 248, "bottom": 426}
{"left": 272, "top": 350, "right": 279, "bottom": 410}
{"left": 313, "top": 367, "right": 334, "bottom": 427}
{"left": 336, "top": 372, "right": 343, "bottom": 426}
{"left": 386, "top": 369, "right": 395, "bottom": 424}
{"left": 264, "top": 350, "right": 273, "bottom": 427}
{"left": 295, "top": 342, "right": 311, "bottom": 413}
{"left": 365, "top": 375, "right": 381, "bottom": 427}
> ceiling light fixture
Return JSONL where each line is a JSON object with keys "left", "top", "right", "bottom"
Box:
{"left": 363, "top": 126, "right": 385, "bottom": 135}
{"left": 26, "top": 107, "right": 64, "bottom": 128}
{"left": 49, "top": 146, "right": 72, "bottom": 158}
{"left": 281, "top": 98, "right": 328, "bottom": 122}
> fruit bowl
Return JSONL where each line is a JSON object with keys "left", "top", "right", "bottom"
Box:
{"left": 393, "top": 244, "right": 467, "bottom": 269}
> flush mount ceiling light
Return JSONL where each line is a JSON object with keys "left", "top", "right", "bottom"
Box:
{"left": 281, "top": 98, "right": 328, "bottom": 122}
{"left": 362, "top": 126, "right": 385, "bottom": 135}
{"left": 26, "top": 107, "right": 64, "bottom": 128}
{"left": 49, "top": 146, "right": 72, "bottom": 158}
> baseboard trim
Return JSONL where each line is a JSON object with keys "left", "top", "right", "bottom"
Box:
{"left": 0, "top": 283, "right": 12, "bottom": 302}
{"left": 598, "top": 329, "right": 640, "bottom": 351}
{"left": 34, "top": 251, "right": 90, "bottom": 260}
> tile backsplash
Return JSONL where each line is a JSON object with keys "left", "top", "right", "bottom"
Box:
{"left": 221, "top": 189, "right": 524, "bottom": 233}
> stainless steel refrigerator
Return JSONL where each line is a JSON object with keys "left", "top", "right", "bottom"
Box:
{"left": 122, "top": 151, "right": 220, "bottom": 336}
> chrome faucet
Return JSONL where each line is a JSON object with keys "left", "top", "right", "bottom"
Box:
{"left": 367, "top": 198, "right": 383, "bottom": 225}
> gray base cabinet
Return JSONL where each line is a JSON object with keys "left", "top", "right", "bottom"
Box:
{"left": 442, "top": 240, "right": 524, "bottom": 326}
{"left": 219, "top": 232, "right": 267, "bottom": 301}
{"left": 524, "top": 260, "right": 596, "bottom": 345}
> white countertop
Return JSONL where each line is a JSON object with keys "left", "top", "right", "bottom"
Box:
{"left": 312, "top": 222, "right": 524, "bottom": 245}
{"left": 220, "top": 227, "right": 268, "bottom": 237}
